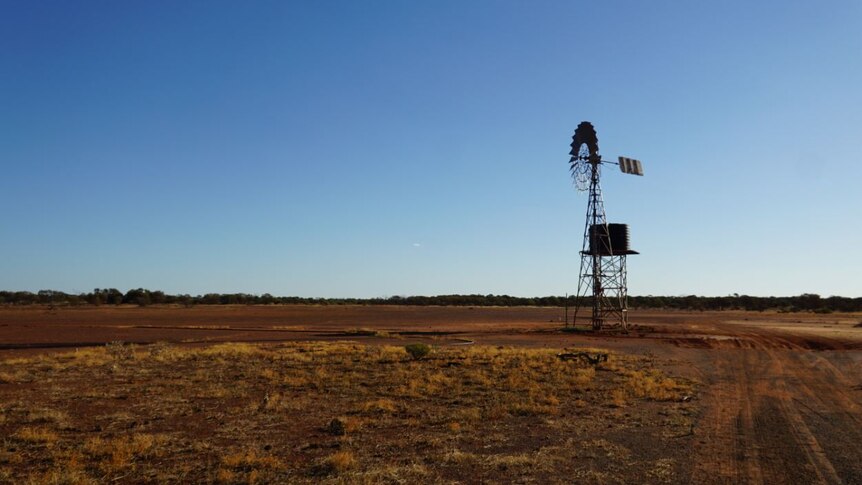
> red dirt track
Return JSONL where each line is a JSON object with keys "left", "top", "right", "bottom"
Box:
{"left": 2, "top": 305, "right": 862, "bottom": 484}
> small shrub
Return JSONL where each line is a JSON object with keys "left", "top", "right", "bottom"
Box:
{"left": 328, "top": 418, "right": 346, "bottom": 436}
{"left": 404, "top": 343, "right": 431, "bottom": 360}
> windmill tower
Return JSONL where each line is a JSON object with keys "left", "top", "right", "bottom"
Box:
{"left": 568, "top": 122, "right": 644, "bottom": 330}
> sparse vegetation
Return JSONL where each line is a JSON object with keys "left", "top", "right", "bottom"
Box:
{"left": 0, "top": 341, "right": 694, "bottom": 483}
{"left": 404, "top": 342, "right": 431, "bottom": 360}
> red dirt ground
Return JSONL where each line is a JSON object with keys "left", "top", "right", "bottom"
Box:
{"left": 2, "top": 305, "right": 861, "bottom": 484}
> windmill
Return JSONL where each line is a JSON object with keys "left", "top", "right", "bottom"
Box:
{"left": 568, "top": 122, "right": 643, "bottom": 331}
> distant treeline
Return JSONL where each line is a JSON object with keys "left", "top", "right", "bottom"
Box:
{"left": 0, "top": 289, "right": 860, "bottom": 313}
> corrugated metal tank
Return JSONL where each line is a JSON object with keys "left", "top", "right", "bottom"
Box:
{"left": 588, "top": 223, "right": 631, "bottom": 255}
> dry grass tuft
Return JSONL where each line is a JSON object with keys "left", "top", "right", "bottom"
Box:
{"left": 360, "top": 398, "right": 398, "bottom": 414}
{"left": 84, "top": 434, "right": 168, "bottom": 470}
{"left": 200, "top": 342, "right": 262, "bottom": 357}
{"left": 15, "top": 426, "right": 59, "bottom": 444}
{"left": 0, "top": 371, "right": 20, "bottom": 383}
{"left": 220, "top": 449, "right": 282, "bottom": 470}
{"left": 325, "top": 450, "right": 357, "bottom": 473}
{"left": 624, "top": 370, "right": 689, "bottom": 401}
{"left": 444, "top": 448, "right": 480, "bottom": 465}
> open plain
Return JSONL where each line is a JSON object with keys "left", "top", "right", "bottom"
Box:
{"left": 1, "top": 305, "right": 861, "bottom": 483}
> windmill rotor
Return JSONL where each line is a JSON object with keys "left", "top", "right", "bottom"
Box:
{"left": 570, "top": 121, "right": 599, "bottom": 160}
{"left": 569, "top": 121, "right": 600, "bottom": 191}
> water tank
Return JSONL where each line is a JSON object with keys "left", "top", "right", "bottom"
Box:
{"left": 608, "top": 224, "right": 630, "bottom": 253}
{"left": 588, "top": 223, "right": 633, "bottom": 255}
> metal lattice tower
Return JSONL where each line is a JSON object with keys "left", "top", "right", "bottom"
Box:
{"left": 567, "top": 122, "right": 643, "bottom": 331}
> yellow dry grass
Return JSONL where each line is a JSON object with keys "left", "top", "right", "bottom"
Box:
{"left": 0, "top": 340, "right": 694, "bottom": 483}
{"left": 326, "top": 450, "right": 357, "bottom": 473}
{"left": 15, "top": 426, "right": 59, "bottom": 444}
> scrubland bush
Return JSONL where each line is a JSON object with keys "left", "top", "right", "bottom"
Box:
{"left": 404, "top": 343, "right": 431, "bottom": 360}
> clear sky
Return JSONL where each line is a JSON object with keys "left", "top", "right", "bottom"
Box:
{"left": 1, "top": 1, "right": 860, "bottom": 298}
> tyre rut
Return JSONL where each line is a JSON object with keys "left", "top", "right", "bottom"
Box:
{"left": 689, "top": 326, "right": 862, "bottom": 484}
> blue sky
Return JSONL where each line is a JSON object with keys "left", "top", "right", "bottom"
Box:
{"left": 1, "top": 1, "right": 860, "bottom": 298}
